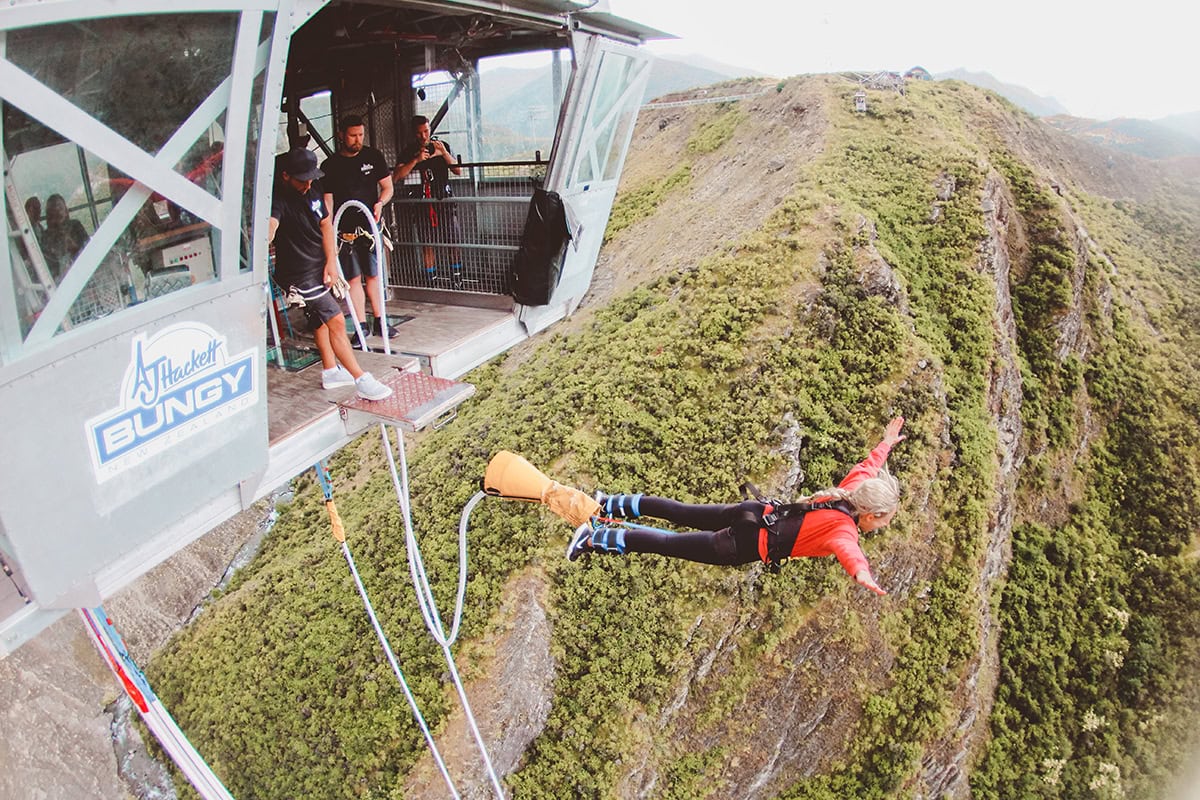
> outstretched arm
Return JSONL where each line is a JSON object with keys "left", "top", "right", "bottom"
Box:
{"left": 854, "top": 568, "right": 888, "bottom": 596}
{"left": 839, "top": 416, "right": 906, "bottom": 489}
{"left": 830, "top": 536, "right": 887, "bottom": 596}
{"left": 882, "top": 416, "right": 906, "bottom": 448}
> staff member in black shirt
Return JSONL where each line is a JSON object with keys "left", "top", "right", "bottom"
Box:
{"left": 393, "top": 115, "right": 463, "bottom": 286}
{"left": 270, "top": 148, "right": 391, "bottom": 400}
{"left": 321, "top": 115, "right": 396, "bottom": 337}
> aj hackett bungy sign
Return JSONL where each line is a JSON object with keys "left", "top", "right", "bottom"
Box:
{"left": 86, "top": 322, "right": 258, "bottom": 482}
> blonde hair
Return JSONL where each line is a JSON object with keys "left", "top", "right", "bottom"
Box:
{"left": 802, "top": 465, "right": 900, "bottom": 517}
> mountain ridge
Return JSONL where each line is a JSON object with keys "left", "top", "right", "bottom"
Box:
{"left": 934, "top": 67, "right": 1069, "bottom": 117}
{"left": 481, "top": 56, "right": 1200, "bottom": 162}
{"left": 148, "top": 74, "right": 1200, "bottom": 799}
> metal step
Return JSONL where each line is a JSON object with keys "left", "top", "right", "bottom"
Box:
{"left": 336, "top": 369, "right": 475, "bottom": 433}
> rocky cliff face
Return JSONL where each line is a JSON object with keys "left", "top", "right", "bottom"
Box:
{"left": 6, "top": 75, "right": 1196, "bottom": 800}
{"left": 915, "top": 171, "right": 1026, "bottom": 799}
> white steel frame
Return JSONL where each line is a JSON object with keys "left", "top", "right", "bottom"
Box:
{"left": 0, "top": 0, "right": 326, "bottom": 362}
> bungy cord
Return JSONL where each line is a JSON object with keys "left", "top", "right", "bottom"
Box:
{"left": 319, "top": 461, "right": 462, "bottom": 799}
{"left": 378, "top": 423, "right": 506, "bottom": 799}
{"left": 330, "top": 199, "right": 389, "bottom": 356}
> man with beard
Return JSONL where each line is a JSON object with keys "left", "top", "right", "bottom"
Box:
{"left": 321, "top": 115, "right": 396, "bottom": 337}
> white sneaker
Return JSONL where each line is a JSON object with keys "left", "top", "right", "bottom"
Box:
{"left": 321, "top": 365, "right": 355, "bottom": 389}
{"left": 355, "top": 371, "right": 393, "bottom": 401}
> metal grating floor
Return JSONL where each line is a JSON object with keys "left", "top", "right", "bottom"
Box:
{"left": 337, "top": 369, "right": 475, "bottom": 432}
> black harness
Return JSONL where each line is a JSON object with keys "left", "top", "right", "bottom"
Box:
{"left": 740, "top": 482, "right": 858, "bottom": 570}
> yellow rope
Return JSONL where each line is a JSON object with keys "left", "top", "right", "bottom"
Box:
{"left": 325, "top": 499, "right": 346, "bottom": 543}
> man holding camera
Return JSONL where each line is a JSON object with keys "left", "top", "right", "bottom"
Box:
{"left": 393, "top": 115, "right": 463, "bottom": 285}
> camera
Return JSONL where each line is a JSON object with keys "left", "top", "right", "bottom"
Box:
{"left": 425, "top": 137, "right": 440, "bottom": 155}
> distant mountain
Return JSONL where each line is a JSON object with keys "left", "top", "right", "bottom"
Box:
{"left": 935, "top": 68, "right": 1069, "bottom": 117}
{"left": 1043, "top": 115, "right": 1200, "bottom": 159}
{"left": 469, "top": 61, "right": 1200, "bottom": 164}
{"left": 1156, "top": 110, "right": 1200, "bottom": 143}
{"left": 644, "top": 54, "right": 764, "bottom": 102}
{"left": 474, "top": 54, "right": 762, "bottom": 158}
{"left": 476, "top": 66, "right": 545, "bottom": 110}
{"left": 932, "top": 68, "right": 1200, "bottom": 158}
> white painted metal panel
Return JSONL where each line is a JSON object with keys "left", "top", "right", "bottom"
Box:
{"left": 518, "top": 31, "right": 651, "bottom": 333}
{"left": 0, "top": 290, "right": 269, "bottom": 607}
{"left": 0, "top": 4, "right": 301, "bottom": 616}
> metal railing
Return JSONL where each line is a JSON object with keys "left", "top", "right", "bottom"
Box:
{"left": 388, "top": 161, "right": 543, "bottom": 296}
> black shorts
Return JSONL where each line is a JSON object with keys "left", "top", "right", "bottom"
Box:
{"left": 284, "top": 283, "right": 343, "bottom": 331}
{"left": 338, "top": 236, "right": 378, "bottom": 280}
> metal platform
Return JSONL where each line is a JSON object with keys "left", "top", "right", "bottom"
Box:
{"left": 375, "top": 295, "right": 526, "bottom": 378}
{"left": 272, "top": 295, "right": 526, "bottom": 380}
{"left": 265, "top": 349, "right": 421, "bottom": 445}
{"left": 0, "top": 351, "right": 477, "bottom": 656}
{"left": 337, "top": 369, "right": 476, "bottom": 432}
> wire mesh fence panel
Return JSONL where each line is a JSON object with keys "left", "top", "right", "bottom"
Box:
{"left": 67, "top": 261, "right": 128, "bottom": 326}
{"left": 389, "top": 162, "right": 542, "bottom": 295}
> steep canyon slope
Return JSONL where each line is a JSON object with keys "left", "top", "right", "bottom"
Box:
{"left": 20, "top": 74, "right": 1199, "bottom": 800}
{"left": 155, "top": 74, "right": 1200, "bottom": 800}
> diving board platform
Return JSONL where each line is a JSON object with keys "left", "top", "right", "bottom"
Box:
{"left": 266, "top": 349, "right": 422, "bottom": 444}
{"left": 336, "top": 370, "right": 476, "bottom": 432}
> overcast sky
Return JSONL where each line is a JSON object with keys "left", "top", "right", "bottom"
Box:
{"left": 609, "top": 0, "right": 1198, "bottom": 121}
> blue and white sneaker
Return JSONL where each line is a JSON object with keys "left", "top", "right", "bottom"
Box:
{"left": 566, "top": 523, "right": 594, "bottom": 562}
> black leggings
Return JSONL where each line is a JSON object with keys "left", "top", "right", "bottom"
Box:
{"left": 616, "top": 498, "right": 766, "bottom": 566}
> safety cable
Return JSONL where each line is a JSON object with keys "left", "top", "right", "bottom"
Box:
{"left": 331, "top": 199, "right": 390, "bottom": 356}
{"left": 316, "top": 462, "right": 461, "bottom": 800}
{"left": 338, "top": 537, "right": 461, "bottom": 799}
{"left": 378, "top": 423, "right": 506, "bottom": 799}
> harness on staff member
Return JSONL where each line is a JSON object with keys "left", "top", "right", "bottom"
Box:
{"left": 339, "top": 225, "right": 376, "bottom": 247}
{"left": 739, "top": 482, "right": 858, "bottom": 571}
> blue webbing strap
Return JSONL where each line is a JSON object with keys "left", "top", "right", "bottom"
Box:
{"left": 592, "top": 527, "right": 627, "bottom": 554}
{"left": 603, "top": 493, "right": 643, "bottom": 518}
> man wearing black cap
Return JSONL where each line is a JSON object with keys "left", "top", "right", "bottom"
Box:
{"left": 269, "top": 147, "right": 392, "bottom": 401}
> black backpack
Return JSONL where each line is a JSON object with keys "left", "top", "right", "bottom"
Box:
{"left": 510, "top": 187, "right": 571, "bottom": 306}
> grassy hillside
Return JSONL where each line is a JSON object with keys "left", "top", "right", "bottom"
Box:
{"left": 148, "top": 76, "right": 1200, "bottom": 799}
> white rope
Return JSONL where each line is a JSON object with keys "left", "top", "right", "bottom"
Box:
{"left": 379, "top": 422, "right": 506, "bottom": 799}
{"left": 338, "top": 540, "right": 461, "bottom": 799}
{"left": 331, "top": 199, "right": 389, "bottom": 356}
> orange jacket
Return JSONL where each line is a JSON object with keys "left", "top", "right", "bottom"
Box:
{"left": 786, "top": 439, "right": 893, "bottom": 575}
